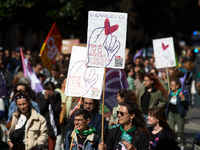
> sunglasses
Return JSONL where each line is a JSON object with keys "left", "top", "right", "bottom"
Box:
{"left": 117, "top": 111, "right": 128, "bottom": 116}
{"left": 15, "top": 92, "right": 27, "bottom": 100}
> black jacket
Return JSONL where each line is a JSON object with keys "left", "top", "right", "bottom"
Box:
{"left": 36, "top": 91, "right": 61, "bottom": 138}
{"left": 106, "top": 126, "right": 149, "bottom": 150}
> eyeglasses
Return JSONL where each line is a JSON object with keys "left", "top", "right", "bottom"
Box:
{"left": 74, "top": 119, "right": 86, "bottom": 123}
{"left": 117, "top": 111, "right": 128, "bottom": 116}
{"left": 83, "top": 102, "right": 94, "bottom": 106}
{"left": 15, "top": 92, "right": 27, "bottom": 100}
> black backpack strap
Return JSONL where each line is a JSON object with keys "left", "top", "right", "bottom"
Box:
{"left": 92, "top": 133, "right": 100, "bottom": 149}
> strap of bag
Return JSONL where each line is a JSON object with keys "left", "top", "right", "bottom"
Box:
{"left": 65, "top": 96, "right": 68, "bottom": 103}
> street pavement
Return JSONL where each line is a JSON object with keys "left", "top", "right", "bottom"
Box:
{"left": 183, "top": 106, "right": 200, "bottom": 150}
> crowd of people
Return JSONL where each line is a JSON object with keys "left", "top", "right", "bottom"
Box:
{"left": 0, "top": 46, "right": 196, "bottom": 150}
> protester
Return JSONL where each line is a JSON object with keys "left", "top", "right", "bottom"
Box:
{"left": 56, "top": 52, "right": 66, "bottom": 69}
{"left": 147, "top": 106, "right": 179, "bottom": 150}
{"left": 0, "top": 98, "right": 8, "bottom": 149}
{"left": 126, "top": 66, "right": 136, "bottom": 91}
{"left": 0, "top": 57, "right": 13, "bottom": 120}
{"left": 31, "top": 59, "right": 46, "bottom": 84}
{"left": 133, "top": 69, "right": 145, "bottom": 94}
{"left": 137, "top": 73, "right": 167, "bottom": 124}
{"left": 55, "top": 76, "right": 73, "bottom": 149}
{"left": 44, "top": 63, "right": 61, "bottom": 85}
{"left": 8, "top": 81, "right": 40, "bottom": 123}
{"left": 36, "top": 82, "right": 61, "bottom": 150}
{"left": 99, "top": 101, "right": 149, "bottom": 150}
{"left": 8, "top": 46, "right": 22, "bottom": 75}
{"left": 149, "top": 57, "right": 155, "bottom": 69}
{"left": 109, "top": 89, "right": 138, "bottom": 127}
{"left": 144, "top": 58, "right": 150, "bottom": 73}
{"left": 66, "top": 98, "right": 108, "bottom": 137}
{"left": 7, "top": 91, "right": 48, "bottom": 150}
{"left": 65, "top": 109, "right": 100, "bottom": 150}
{"left": 150, "top": 67, "right": 168, "bottom": 90}
{"left": 166, "top": 78, "right": 189, "bottom": 150}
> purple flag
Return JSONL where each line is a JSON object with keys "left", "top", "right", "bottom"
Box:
{"left": 23, "top": 58, "right": 44, "bottom": 94}
{"left": 0, "top": 72, "right": 9, "bottom": 97}
{"left": 180, "top": 70, "right": 188, "bottom": 94}
{"left": 133, "top": 48, "right": 144, "bottom": 62}
{"left": 101, "top": 68, "right": 129, "bottom": 111}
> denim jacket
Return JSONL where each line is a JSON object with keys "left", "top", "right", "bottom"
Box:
{"left": 65, "top": 130, "right": 100, "bottom": 150}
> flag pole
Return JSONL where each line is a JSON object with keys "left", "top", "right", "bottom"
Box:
{"left": 101, "top": 68, "right": 106, "bottom": 142}
{"left": 70, "top": 97, "right": 82, "bottom": 150}
{"left": 166, "top": 68, "right": 170, "bottom": 92}
{"left": 20, "top": 48, "right": 28, "bottom": 78}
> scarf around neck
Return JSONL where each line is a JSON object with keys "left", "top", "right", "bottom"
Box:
{"left": 75, "top": 127, "right": 97, "bottom": 136}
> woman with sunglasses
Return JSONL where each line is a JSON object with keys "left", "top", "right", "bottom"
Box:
{"left": 147, "top": 107, "right": 179, "bottom": 150}
{"left": 99, "top": 101, "right": 149, "bottom": 150}
{"left": 7, "top": 92, "right": 48, "bottom": 150}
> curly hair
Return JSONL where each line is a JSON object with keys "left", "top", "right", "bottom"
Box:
{"left": 118, "top": 89, "right": 139, "bottom": 106}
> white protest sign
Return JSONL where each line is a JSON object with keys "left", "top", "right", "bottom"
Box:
{"left": 153, "top": 37, "right": 176, "bottom": 69}
{"left": 86, "top": 11, "right": 128, "bottom": 69}
{"left": 64, "top": 46, "right": 104, "bottom": 99}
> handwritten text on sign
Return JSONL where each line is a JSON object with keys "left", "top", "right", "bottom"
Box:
{"left": 64, "top": 46, "right": 104, "bottom": 100}
{"left": 87, "top": 11, "right": 128, "bottom": 69}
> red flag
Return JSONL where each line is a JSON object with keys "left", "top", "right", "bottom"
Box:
{"left": 40, "top": 22, "right": 62, "bottom": 70}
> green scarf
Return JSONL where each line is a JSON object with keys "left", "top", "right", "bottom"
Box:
{"left": 119, "top": 125, "right": 136, "bottom": 133}
{"left": 171, "top": 88, "right": 181, "bottom": 97}
{"left": 75, "top": 127, "right": 97, "bottom": 136}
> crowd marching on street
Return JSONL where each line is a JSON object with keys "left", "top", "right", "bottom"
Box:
{"left": 0, "top": 37, "right": 199, "bottom": 150}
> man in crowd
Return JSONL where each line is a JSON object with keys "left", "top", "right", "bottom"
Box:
{"left": 66, "top": 98, "right": 108, "bottom": 138}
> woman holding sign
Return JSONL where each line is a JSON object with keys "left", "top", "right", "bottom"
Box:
{"left": 99, "top": 101, "right": 149, "bottom": 150}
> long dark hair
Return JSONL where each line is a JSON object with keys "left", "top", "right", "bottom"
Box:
{"left": 56, "top": 76, "right": 67, "bottom": 89}
{"left": 148, "top": 107, "right": 176, "bottom": 139}
{"left": 119, "top": 101, "right": 148, "bottom": 135}
{"left": 144, "top": 73, "right": 168, "bottom": 98}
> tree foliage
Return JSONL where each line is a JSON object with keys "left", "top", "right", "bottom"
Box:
{"left": 0, "top": 0, "right": 83, "bottom": 33}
